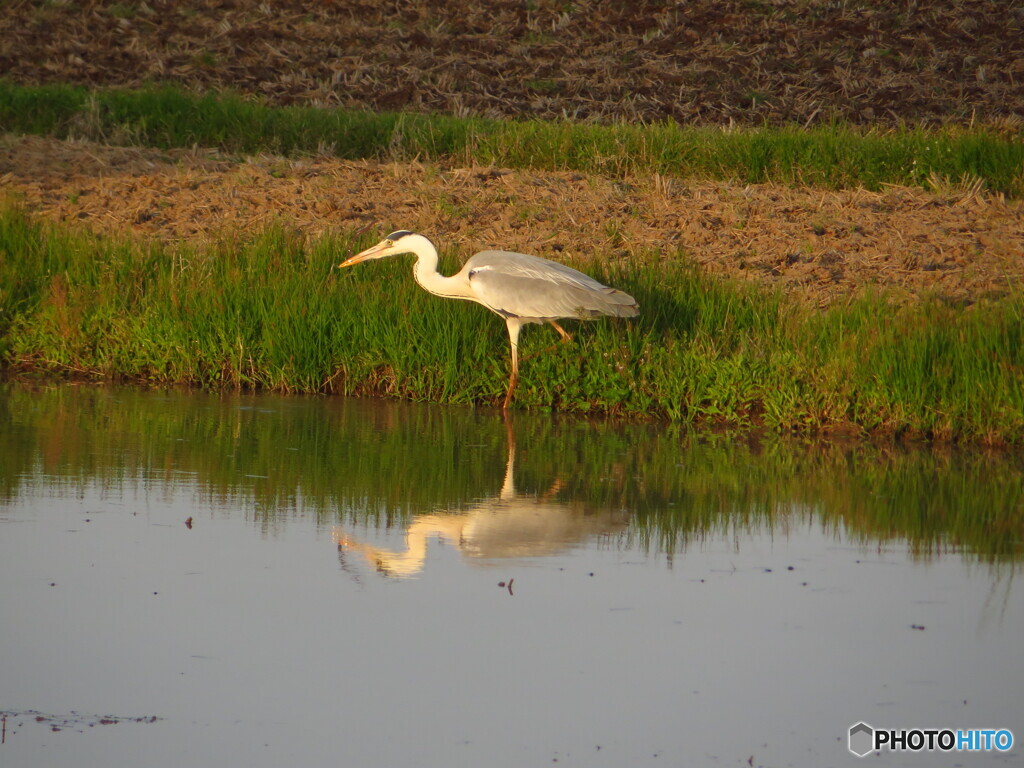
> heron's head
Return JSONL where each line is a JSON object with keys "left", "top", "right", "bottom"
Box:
{"left": 338, "top": 230, "right": 425, "bottom": 267}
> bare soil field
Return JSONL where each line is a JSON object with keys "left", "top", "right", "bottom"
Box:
{"left": 2, "top": 133, "right": 1021, "bottom": 307}
{"left": 3, "top": 0, "right": 1023, "bottom": 126}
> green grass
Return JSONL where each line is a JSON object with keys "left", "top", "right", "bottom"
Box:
{"left": 2, "top": 81, "right": 1022, "bottom": 195}
{"left": 2, "top": 205, "right": 1022, "bottom": 443}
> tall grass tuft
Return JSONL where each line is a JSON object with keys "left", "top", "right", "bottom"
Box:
{"left": 1, "top": 205, "right": 1022, "bottom": 443}
{"left": 2, "top": 81, "right": 1022, "bottom": 196}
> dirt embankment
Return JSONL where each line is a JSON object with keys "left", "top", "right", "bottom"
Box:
{"left": 3, "top": 134, "right": 1022, "bottom": 308}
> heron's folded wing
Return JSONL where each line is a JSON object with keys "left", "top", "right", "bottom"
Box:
{"left": 467, "top": 251, "right": 637, "bottom": 320}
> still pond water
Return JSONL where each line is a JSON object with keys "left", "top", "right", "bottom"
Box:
{"left": 1, "top": 384, "right": 1022, "bottom": 768}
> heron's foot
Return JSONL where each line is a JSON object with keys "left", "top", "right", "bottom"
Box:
{"left": 542, "top": 477, "right": 564, "bottom": 499}
{"left": 550, "top": 321, "right": 573, "bottom": 343}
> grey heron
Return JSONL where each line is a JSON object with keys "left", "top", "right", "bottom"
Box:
{"left": 338, "top": 231, "right": 639, "bottom": 410}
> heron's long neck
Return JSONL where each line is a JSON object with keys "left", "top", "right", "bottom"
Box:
{"left": 410, "top": 241, "right": 473, "bottom": 301}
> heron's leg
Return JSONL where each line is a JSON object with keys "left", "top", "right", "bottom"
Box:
{"left": 499, "top": 414, "right": 516, "bottom": 500}
{"left": 549, "top": 320, "right": 573, "bottom": 343}
{"left": 504, "top": 318, "right": 523, "bottom": 411}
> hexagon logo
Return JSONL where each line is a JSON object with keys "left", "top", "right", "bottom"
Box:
{"left": 849, "top": 722, "right": 875, "bottom": 757}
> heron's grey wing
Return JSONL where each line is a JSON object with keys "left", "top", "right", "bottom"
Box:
{"left": 466, "top": 251, "right": 638, "bottom": 320}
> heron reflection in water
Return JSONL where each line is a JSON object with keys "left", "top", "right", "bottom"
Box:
{"left": 335, "top": 421, "right": 630, "bottom": 578}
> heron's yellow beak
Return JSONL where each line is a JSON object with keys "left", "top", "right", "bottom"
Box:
{"left": 338, "top": 252, "right": 368, "bottom": 268}
{"left": 338, "top": 240, "right": 389, "bottom": 268}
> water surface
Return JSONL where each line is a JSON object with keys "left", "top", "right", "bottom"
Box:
{"left": 1, "top": 385, "right": 1021, "bottom": 767}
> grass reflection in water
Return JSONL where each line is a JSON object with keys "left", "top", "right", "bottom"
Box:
{"left": 1, "top": 383, "right": 1021, "bottom": 568}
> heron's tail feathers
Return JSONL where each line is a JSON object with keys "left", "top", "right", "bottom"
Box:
{"left": 586, "top": 287, "right": 639, "bottom": 318}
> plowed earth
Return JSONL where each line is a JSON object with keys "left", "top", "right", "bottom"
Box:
{"left": 3, "top": 0, "right": 1023, "bottom": 126}
{"left": 2, "top": 133, "right": 1022, "bottom": 307}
